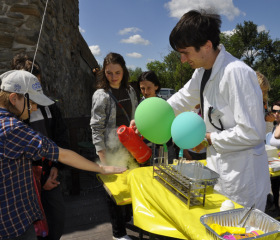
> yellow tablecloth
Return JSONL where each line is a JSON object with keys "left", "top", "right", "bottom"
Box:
{"left": 270, "top": 171, "right": 280, "bottom": 177}
{"left": 128, "top": 167, "right": 243, "bottom": 240}
{"left": 97, "top": 170, "right": 132, "bottom": 205}
{"left": 99, "top": 166, "right": 243, "bottom": 240}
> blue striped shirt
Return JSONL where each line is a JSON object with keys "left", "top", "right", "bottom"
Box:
{"left": 0, "top": 108, "right": 59, "bottom": 239}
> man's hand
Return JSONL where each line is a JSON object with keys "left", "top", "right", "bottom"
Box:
{"left": 192, "top": 142, "right": 206, "bottom": 153}
{"left": 205, "top": 132, "right": 212, "bottom": 145}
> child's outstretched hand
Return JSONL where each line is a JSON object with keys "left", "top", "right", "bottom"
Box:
{"left": 100, "top": 165, "right": 127, "bottom": 175}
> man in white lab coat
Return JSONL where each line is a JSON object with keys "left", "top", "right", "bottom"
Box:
{"left": 167, "top": 9, "right": 270, "bottom": 211}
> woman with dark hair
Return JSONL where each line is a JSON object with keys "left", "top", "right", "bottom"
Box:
{"left": 90, "top": 52, "right": 138, "bottom": 240}
{"left": 91, "top": 52, "right": 138, "bottom": 165}
{"left": 137, "top": 71, "right": 177, "bottom": 163}
{"left": 267, "top": 101, "right": 280, "bottom": 213}
{"left": 137, "top": 70, "right": 161, "bottom": 101}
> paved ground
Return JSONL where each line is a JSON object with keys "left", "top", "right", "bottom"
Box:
{"left": 60, "top": 187, "right": 142, "bottom": 240}
{"left": 59, "top": 171, "right": 179, "bottom": 240}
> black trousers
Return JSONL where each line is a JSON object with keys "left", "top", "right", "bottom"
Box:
{"left": 106, "top": 194, "right": 132, "bottom": 238}
{"left": 39, "top": 185, "right": 65, "bottom": 240}
{"left": 10, "top": 225, "right": 37, "bottom": 240}
{"left": 271, "top": 176, "right": 280, "bottom": 209}
{"left": 188, "top": 151, "right": 207, "bottom": 160}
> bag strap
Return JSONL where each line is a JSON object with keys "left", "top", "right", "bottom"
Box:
{"left": 107, "top": 90, "right": 131, "bottom": 124}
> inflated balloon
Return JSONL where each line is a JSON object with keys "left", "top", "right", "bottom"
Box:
{"left": 135, "top": 97, "right": 175, "bottom": 144}
{"left": 171, "top": 111, "right": 206, "bottom": 149}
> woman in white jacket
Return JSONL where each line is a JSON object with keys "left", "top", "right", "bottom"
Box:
{"left": 167, "top": 10, "right": 270, "bottom": 211}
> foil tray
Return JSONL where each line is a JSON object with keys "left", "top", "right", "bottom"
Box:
{"left": 153, "top": 159, "right": 219, "bottom": 208}
{"left": 200, "top": 208, "right": 280, "bottom": 240}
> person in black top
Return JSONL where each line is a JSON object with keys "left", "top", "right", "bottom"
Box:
{"left": 11, "top": 54, "right": 68, "bottom": 240}
{"left": 91, "top": 53, "right": 138, "bottom": 240}
{"left": 137, "top": 71, "right": 178, "bottom": 164}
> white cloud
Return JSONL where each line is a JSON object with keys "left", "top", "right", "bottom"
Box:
{"left": 120, "top": 34, "right": 150, "bottom": 45}
{"left": 222, "top": 29, "right": 236, "bottom": 36}
{"left": 127, "top": 65, "right": 137, "bottom": 70}
{"left": 118, "top": 27, "right": 141, "bottom": 35}
{"left": 79, "top": 26, "right": 85, "bottom": 33}
{"left": 164, "top": 0, "right": 244, "bottom": 21}
{"left": 257, "top": 25, "right": 267, "bottom": 33}
{"left": 89, "top": 45, "right": 101, "bottom": 56}
{"left": 222, "top": 24, "right": 267, "bottom": 37}
{"left": 126, "top": 52, "right": 142, "bottom": 58}
{"left": 147, "top": 58, "right": 155, "bottom": 63}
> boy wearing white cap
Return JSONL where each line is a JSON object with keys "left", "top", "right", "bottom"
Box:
{"left": 0, "top": 70, "right": 126, "bottom": 240}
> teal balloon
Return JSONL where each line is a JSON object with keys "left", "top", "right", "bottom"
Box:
{"left": 171, "top": 112, "right": 206, "bottom": 149}
{"left": 135, "top": 97, "right": 175, "bottom": 144}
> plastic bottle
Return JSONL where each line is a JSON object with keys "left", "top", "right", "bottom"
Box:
{"left": 117, "top": 125, "right": 152, "bottom": 164}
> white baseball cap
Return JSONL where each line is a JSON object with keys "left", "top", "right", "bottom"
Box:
{"left": 0, "top": 70, "right": 54, "bottom": 106}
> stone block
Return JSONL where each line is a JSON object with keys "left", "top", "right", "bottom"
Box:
{"left": 0, "top": 16, "right": 24, "bottom": 27}
{"left": 10, "top": 3, "right": 40, "bottom": 18}
{"left": 7, "top": 12, "right": 24, "bottom": 19}
{"left": 0, "top": 23, "right": 16, "bottom": 33}
{"left": 14, "top": 28, "right": 38, "bottom": 45}
{"left": 0, "top": 34, "right": 14, "bottom": 48}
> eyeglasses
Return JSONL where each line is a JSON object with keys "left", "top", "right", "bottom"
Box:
{"left": 272, "top": 109, "right": 280, "bottom": 114}
{"left": 208, "top": 106, "right": 224, "bottom": 131}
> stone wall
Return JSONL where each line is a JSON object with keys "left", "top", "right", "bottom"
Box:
{"left": 0, "top": 0, "right": 99, "bottom": 118}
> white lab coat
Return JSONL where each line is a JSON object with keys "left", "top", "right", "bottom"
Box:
{"left": 168, "top": 45, "right": 270, "bottom": 211}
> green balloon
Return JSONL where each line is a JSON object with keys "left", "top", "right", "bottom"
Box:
{"left": 135, "top": 97, "right": 175, "bottom": 144}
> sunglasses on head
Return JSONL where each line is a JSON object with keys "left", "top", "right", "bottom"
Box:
{"left": 272, "top": 109, "right": 280, "bottom": 113}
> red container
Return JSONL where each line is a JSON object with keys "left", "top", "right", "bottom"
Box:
{"left": 117, "top": 125, "right": 152, "bottom": 164}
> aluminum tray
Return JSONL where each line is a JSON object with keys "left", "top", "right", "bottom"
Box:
{"left": 153, "top": 159, "right": 220, "bottom": 208}
{"left": 172, "top": 161, "right": 220, "bottom": 185}
{"left": 200, "top": 207, "right": 280, "bottom": 240}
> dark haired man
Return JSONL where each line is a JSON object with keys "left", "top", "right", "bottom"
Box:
{"left": 167, "top": 9, "right": 270, "bottom": 211}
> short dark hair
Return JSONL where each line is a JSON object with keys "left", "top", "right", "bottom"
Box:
{"left": 137, "top": 71, "right": 161, "bottom": 93}
{"left": 169, "top": 9, "right": 221, "bottom": 52}
{"left": 11, "top": 53, "right": 41, "bottom": 77}
{"left": 96, "top": 52, "right": 130, "bottom": 90}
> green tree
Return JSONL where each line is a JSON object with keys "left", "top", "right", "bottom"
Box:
{"left": 220, "top": 21, "right": 280, "bottom": 104}
{"left": 146, "top": 60, "right": 168, "bottom": 87}
{"left": 146, "top": 51, "right": 194, "bottom": 91}
{"left": 235, "top": 21, "right": 272, "bottom": 67}
{"left": 220, "top": 32, "right": 244, "bottom": 59}
{"left": 128, "top": 67, "right": 142, "bottom": 82}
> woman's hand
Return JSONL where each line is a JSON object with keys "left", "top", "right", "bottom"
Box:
{"left": 130, "top": 119, "right": 140, "bottom": 135}
{"left": 274, "top": 124, "right": 280, "bottom": 139}
{"left": 43, "top": 167, "right": 60, "bottom": 190}
{"left": 99, "top": 165, "right": 127, "bottom": 175}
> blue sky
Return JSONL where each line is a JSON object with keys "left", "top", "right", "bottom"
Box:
{"left": 79, "top": 0, "right": 280, "bottom": 71}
